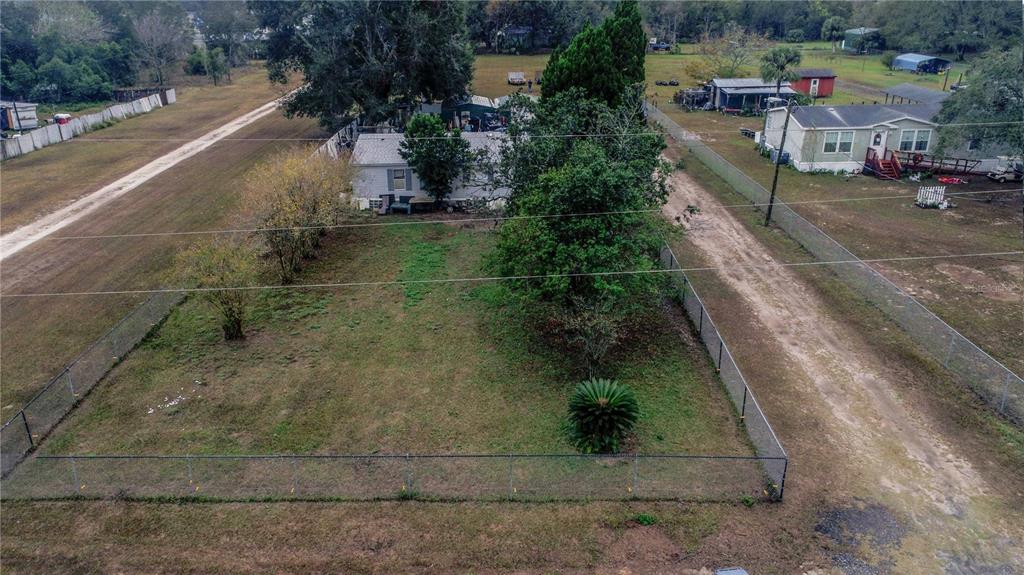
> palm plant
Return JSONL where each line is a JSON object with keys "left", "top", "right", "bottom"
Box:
{"left": 760, "top": 47, "right": 802, "bottom": 97}
{"left": 568, "top": 378, "right": 640, "bottom": 453}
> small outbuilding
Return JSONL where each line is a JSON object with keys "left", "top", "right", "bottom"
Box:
{"left": 791, "top": 69, "right": 836, "bottom": 98}
{"left": 443, "top": 95, "right": 500, "bottom": 131}
{"left": 891, "top": 53, "right": 952, "bottom": 74}
{"left": 709, "top": 79, "right": 799, "bottom": 112}
{"left": 841, "top": 27, "right": 882, "bottom": 53}
{"left": 0, "top": 100, "right": 39, "bottom": 131}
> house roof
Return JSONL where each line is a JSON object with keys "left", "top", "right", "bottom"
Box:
{"left": 712, "top": 78, "right": 791, "bottom": 89}
{"left": 786, "top": 103, "right": 942, "bottom": 129}
{"left": 721, "top": 86, "right": 798, "bottom": 95}
{"left": 352, "top": 132, "right": 507, "bottom": 166}
{"left": 845, "top": 27, "right": 879, "bottom": 35}
{"left": 884, "top": 83, "right": 951, "bottom": 104}
{"left": 796, "top": 68, "right": 836, "bottom": 78}
{"left": 894, "top": 53, "right": 950, "bottom": 64}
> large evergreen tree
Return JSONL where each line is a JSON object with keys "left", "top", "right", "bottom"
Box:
{"left": 251, "top": 0, "right": 474, "bottom": 127}
{"left": 600, "top": 0, "right": 646, "bottom": 87}
{"left": 541, "top": 24, "right": 621, "bottom": 106}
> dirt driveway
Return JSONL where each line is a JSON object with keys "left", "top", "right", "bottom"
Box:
{"left": 0, "top": 96, "right": 288, "bottom": 260}
{"left": 664, "top": 169, "right": 1024, "bottom": 573}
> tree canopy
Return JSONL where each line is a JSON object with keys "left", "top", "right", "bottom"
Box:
{"left": 760, "top": 47, "right": 802, "bottom": 96}
{"left": 936, "top": 46, "right": 1023, "bottom": 154}
{"left": 540, "top": 0, "right": 645, "bottom": 107}
{"left": 251, "top": 0, "right": 474, "bottom": 127}
{"left": 399, "top": 114, "right": 474, "bottom": 204}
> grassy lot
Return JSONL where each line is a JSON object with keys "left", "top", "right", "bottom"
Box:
{"left": 472, "top": 47, "right": 968, "bottom": 107}
{"left": 0, "top": 112, "right": 322, "bottom": 409}
{"left": 3, "top": 499, "right": 823, "bottom": 574}
{"left": 0, "top": 65, "right": 300, "bottom": 233}
{"left": 41, "top": 223, "right": 748, "bottom": 456}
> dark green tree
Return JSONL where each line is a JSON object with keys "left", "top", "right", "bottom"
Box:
{"left": 936, "top": 46, "right": 1023, "bottom": 154}
{"left": 541, "top": 24, "right": 622, "bottom": 106}
{"left": 251, "top": 0, "right": 474, "bottom": 127}
{"left": 601, "top": 0, "right": 646, "bottom": 86}
{"left": 399, "top": 114, "right": 473, "bottom": 205}
{"left": 200, "top": 1, "right": 257, "bottom": 78}
{"left": 821, "top": 16, "right": 845, "bottom": 53}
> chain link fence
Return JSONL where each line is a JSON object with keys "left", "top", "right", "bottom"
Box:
{"left": 1, "top": 453, "right": 783, "bottom": 502}
{"left": 661, "top": 246, "right": 789, "bottom": 497}
{"left": 648, "top": 105, "right": 1023, "bottom": 424}
{"left": 0, "top": 293, "right": 184, "bottom": 476}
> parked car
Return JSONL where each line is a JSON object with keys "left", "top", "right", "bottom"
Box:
{"left": 668, "top": 79, "right": 679, "bottom": 86}
{"left": 655, "top": 80, "right": 668, "bottom": 86}
{"left": 651, "top": 42, "right": 672, "bottom": 51}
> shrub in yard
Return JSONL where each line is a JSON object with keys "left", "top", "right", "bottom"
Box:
{"left": 880, "top": 51, "right": 896, "bottom": 70}
{"left": 784, "top": 29, "right": 805, "bottom": 43}
{"left": 569, "top": 378, "right": 640, "bottom": 453}
{"left": 176, "top": 236, "right": 261, "bottom": 340}
{"left": 243, "top": 147, "right": 355, "bottom": 283}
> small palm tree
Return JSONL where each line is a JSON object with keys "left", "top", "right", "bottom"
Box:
{"left": 568, "top": 378, "right": 640, "bottom": 453}
{"left": 760, "top": 47, "right": 803, "bottom": 97}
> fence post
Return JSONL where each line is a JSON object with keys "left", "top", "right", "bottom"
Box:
{"left": 698, "top": 306, "right": 704, "bottom": 336}
{"left": 20, "top": 411, "right": 33, "bottom": 448}
{"left": 507, "top": 454, "right": 514, "bottom": 500}
{"left": 778, "top": 458, "right": 788, "bottom": 500}
{"left": 717, "top": 337, "right": 723, "bottom": 372}
{"left": 70, "top": 457, "right": 79, "bottom": 493}
{"left": 66, "top": 369, "right": 76, "bottom": 398}
{"left": 740, "top": 387, "right": 748, "bottom": 421}
{"left": 632, "top": 453, "right": 639, "bottom": 498}
{"left": 404, "top": 454, "right": 413, "bottom": 495}
{"left": 1000, "top": 373, "right": 1011, "bottom": 414}
{"left": 186, "top": 455, "right": 194, "bottom": 490}
{"left": 291, "top": 458, "right": 300, "bottom": 496}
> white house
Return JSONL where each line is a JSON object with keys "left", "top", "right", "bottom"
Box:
{"left": 762, "top": 103, "right": 1004, "bottom": 176}
{"left": 351, "top": 132, "right": 508, "bottom": 211}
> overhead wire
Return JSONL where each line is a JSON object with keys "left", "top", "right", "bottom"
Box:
{"left": 2, "top": 249, "right": 1019, "bottom": 298}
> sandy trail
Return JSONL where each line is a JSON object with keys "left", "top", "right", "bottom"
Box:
{"left": 664, "top": 170, "right": 1023, "bottom": 571}
{"left": 0, "top": 96, "right": 286, "bottom": 260}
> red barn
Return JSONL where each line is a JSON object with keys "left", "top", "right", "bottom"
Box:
{"left": 791, "top": 68, "right": 836, "bottom": 98}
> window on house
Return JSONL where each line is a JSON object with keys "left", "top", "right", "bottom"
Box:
{"left": 389, "top": 168, "right": 407, "bottom": 191}
{"left": 900, "top": 129, "right": 931, "bottom": 152}
{"left": 823, "top": 131, "right": 854, "bottom": 154}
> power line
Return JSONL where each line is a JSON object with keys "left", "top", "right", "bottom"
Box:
{"left": 34, "top": 188, "right": 1018, "bottom": 242}
{"left": 3, "top": 250, "right": 1019, "bottom": 299}
{"left": 50, "top": 119, "right": 1024, "bottom": 143}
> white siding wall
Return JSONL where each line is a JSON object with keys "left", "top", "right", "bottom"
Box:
{"left": 354, "top": 163, "right": 508, "bottom": 204}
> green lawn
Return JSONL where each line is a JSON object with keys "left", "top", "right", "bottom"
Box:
{"left": 43, "top": 223, "right": 749, "bottom": 456}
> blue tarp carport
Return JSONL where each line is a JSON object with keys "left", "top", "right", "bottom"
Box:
{"left": 892, "top": 53, "right": 952, "bottom": 74}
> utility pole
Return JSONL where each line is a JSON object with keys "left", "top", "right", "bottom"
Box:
{"left": 765, "top": 100, "right": 793, "bottom": 227}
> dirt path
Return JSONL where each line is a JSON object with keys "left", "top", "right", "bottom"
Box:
{"left": 0, "top": 95, "right": 288, "bottom": 260}
{"left": 664, "top": 170, "right": 1024, "bottom": 573}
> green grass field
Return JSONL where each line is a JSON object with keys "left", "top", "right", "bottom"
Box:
{"left": 42, "top": 223, "right": 750, "bottom": 456}
{"left": 473, "top": 44, "right": 969, "bottom": 105}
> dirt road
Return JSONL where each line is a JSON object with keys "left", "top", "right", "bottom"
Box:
{"left": 0, "top": 96, "right": 288, "bottom": 260}
{"left": 1, "top": 112, "right": 320, "bottom": 407}
{"left": 664, "top": 170, "right": 1024, "bottom": 573}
